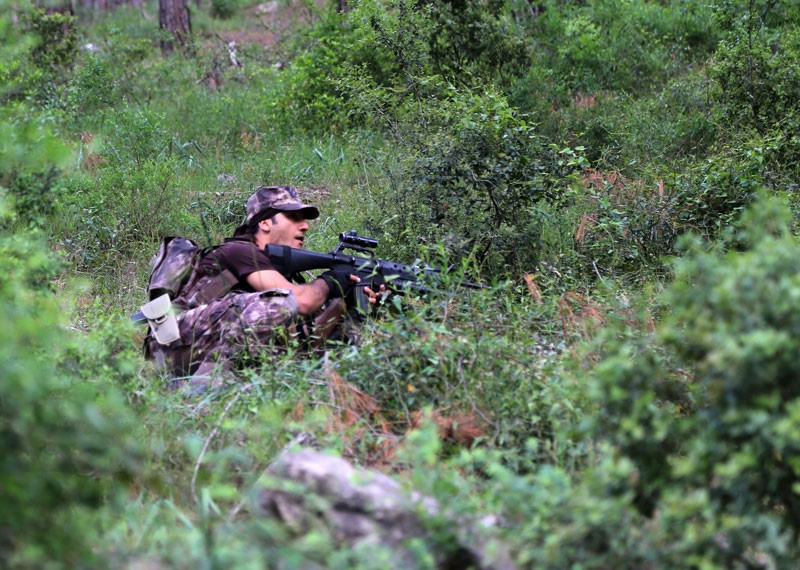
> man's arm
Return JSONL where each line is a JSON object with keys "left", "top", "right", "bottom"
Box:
{"left": 247, "top": 269, "right": 382, "bottom": 316}
{"left": 247, "top": 269, "right": 330, "bottom": 315}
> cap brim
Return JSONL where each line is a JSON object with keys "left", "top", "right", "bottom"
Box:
{"left": 278, "top": 204, "right": 320, "bottom": 220}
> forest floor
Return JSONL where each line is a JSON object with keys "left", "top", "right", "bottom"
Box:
{"left": 218, "top": 0, "right": 323, "bottom": 47}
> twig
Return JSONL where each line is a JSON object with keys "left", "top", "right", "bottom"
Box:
{"left": 592, "top": 260, "right": 604, "bottom": 281}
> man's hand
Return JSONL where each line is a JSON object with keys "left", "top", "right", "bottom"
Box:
{"left": 320, "top": 269, "right": 388, "bottom": 305}
{"left": 320, "top": 268, "right": 360, "bottom": 299}
{"left": 363, "top": 274, "right": 388, "bottom": 305}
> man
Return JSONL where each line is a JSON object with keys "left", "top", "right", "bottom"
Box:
{"left": 148, "top": 185, "right": 380, "bottom": 391}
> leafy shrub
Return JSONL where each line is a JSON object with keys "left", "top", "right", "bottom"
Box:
{"left": 67, "top": 52, "right": 119, "bottom": 116}
{"left": 0, "top": 206, "right": 144, "bottom": 569}
{"left": 570, "top": 135, "right": 776, "bottom": 283}
{"left": 425, "top": 0, "right": 531, "bottom": 87}
{"left": 211, "top": 0, "right": 238, "bottom": 20}
{"left": 371, "top": 88, "right": 583, "bottom": 276}
{"left": 522, "top": 0, "right": 719, "bottom": 96}
{"left": 555, "top": 70, "right": 717, "bottom": 170}
{"left": 60, "top": 157, "right": 194, "bottom": 270}
{"left": 571, "top": 171, "right": 684, "bottom": 281}
{"left": 578, "top": 194, "right": 800, "bottom": 564}
{"left": 8, "top": 8, "right": 80, "bottom": 107}
{"left": 56, "top": 108, "right": 198, "bottom": 272}
{"left": 261, "top": 10, "right": 390, "bottom": 135}
{"left": 711, "top": 20, "right": 800, "bottom": 137}
{"left": 325, "top": 282, "right": 581, "bottom": 466}
{"left": 26, "top": 8, "right": 77, "bottom": 72}
{"left": 0, "top": 112, "right": 72, "bottom": 230}
{"left": 104, "top": 105, "right": 172, "bottom": 167}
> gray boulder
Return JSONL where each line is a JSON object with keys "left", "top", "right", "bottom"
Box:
{"left": 255, "top": 448, "right": 516, "bottom": 570}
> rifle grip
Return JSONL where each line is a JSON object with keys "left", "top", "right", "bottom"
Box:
{"left": 353, "top": 285, "right": 370, "bottom": 317}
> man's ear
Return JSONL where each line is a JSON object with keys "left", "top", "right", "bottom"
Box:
{"left": 258, "top": 218, "right": 272, "bottom": 233}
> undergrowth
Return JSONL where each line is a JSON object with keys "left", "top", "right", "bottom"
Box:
{"left": 3, "top": 0, "right": 800, "bottom": 567}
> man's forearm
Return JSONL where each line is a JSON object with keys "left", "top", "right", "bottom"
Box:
{"left": 291, "top": 278, "right": 330, "bottom": 315}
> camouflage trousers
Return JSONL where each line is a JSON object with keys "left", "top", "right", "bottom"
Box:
{"left": 149, "top": 289, "right": 299, "bottom": 379}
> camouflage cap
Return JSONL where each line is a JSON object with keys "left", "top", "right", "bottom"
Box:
{"left": 246, "top": 186, "right": 320, "bottom": 223}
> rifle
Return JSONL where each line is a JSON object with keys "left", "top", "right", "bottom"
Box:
{"left": 267, "top": 231, "right": 485, "bottom": 316}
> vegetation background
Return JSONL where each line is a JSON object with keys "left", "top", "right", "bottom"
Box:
{"left": 2, "top": 0, "right": 800, "bottom": 567}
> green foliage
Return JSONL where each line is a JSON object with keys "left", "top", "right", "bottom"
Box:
{"left": 579, "top": 195, "right": 800, "bottom": 564}
{"left": 0, "top": 213, "right": 144, "bottom": 569}
{"left": 708, "top": 1, "right": 800, "bottom": 196}
{"left": 7, "top": 8, "right": 79, "bottom": 107}
{"left": 663, "top": 197, "right": 800, "bottom": 526}
{"left": 0, "top": 111, "right": 72, "bottom": 230}
{"left": 0, "top": 4, "right": 34, "bottom": 102}
{"left": 711, "top": 17, "right": 800, "bottom": 137}
{"left": 352, "top": 0, "right": 434, "bottom": 81}
{"left": 0, "top": 111, "right": 72, "bottom": 181}
{"left": 211, "top": 0, "right": 239, "bottom": 20}
{"left": 262, "top": 10, "right": 390, "bottom": 135}
{"left": 60, "top": 156, "right": 193, "bottom": 269}
{"left": 26, "top": 8, "right": 78, "bottom": 71}
{"left": 521, "top": 0, "right": 719, "bottom": 95}
{"left": 328, "top": 283, "right": 581, "bottom": 466}
{"left": 67, "top": 52, "right": 119, "bottom": 115}
{"left": 425, "top": 0, "right": 531, "bottom": 86}
{"left": 373, "top": 88, "right": 584, "bottom": 276}
{"left": 556, "top": 71, "right": 717, "bottom": 170}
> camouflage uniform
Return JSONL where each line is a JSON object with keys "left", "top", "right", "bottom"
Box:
{"left": 147, "top": 186, "right": 320, "bottom": 385}
{"left": 149, "top": 288, "right": 301, "bottom": 381}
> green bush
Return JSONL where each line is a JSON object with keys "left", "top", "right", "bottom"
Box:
{"left": 55, "top": 108, "right": 199, "bottom": 275}
{"left": 211, "top": 0, "right": 238, "bottom": 20}
{"left": 60, "top": 157, "right": 194, "bottom": 270}
{"left": 522, "top": 0, "right": 719, "bottom": 96}
{"left": 11, "top": 8, "right": 79, "bottom": 107}
{"left": 0, "top": 211, "right": 144, "bottom": 569}
{"left": 556, "top": 70, "right": 716, "bottom": 170}
{"left": 261, "top": 10, "right": 390, "bottom": 136}
{"left": 711, "top": 21, "right": 800, "bottom": 137}
{"left": 425, "top": 0, "right": 532, "bottom": 87}
{"left": 0, "top": 111, "right": 72, "bottom": 231}
{"left": 578, "top": 194, "right": 800, "bottom": 564}
{"left": 370, "top": 88, "right": 583, "bottom": 276}
{"left": 66, "top": 52, "right": 119, "bottom": 117}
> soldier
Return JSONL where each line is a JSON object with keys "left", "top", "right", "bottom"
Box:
{"left": 147, "top": 185, "right": 381, "bottom": 392}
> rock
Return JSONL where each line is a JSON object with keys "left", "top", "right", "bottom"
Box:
{"left": 255, "top": 449, "right": 516, "bottom": 570}
{"left": 255, "top": 1, "right": 279, "bottom": 15}
{"left": 217, "top": 173, "right": 237, "bottom": 185}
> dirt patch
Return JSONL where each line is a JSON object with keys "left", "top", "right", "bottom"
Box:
{"left": 218, "top": 0, "right": 325, "bottom": 49}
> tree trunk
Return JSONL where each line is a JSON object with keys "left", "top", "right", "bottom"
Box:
{"left": 159, "top": 0, "right": 191, "bottom": 53}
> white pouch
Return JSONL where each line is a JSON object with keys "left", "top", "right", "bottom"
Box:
{"left": 141, "top": 293, "right": 181, "bottom": 345}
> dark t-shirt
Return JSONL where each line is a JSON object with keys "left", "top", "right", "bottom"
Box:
{"left": 195, "top": 236, "right": 276, "bottom": 293}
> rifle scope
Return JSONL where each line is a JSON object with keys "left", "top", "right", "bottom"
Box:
{"left": 339, "top": 231, "right": 378, "bottom": 250}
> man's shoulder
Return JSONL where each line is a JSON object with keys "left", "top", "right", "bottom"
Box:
{"left": 215, "top": 236, "right": 275, "bottom": 274}
{"left": 219, "top": 236, "right": 259, "bottom": 254}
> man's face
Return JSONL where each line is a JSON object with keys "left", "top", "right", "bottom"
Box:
{"left": 264, "top": 211, "right": 310, "bottom": 248}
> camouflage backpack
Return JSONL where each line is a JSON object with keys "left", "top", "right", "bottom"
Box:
{"left": 146, "top": 236, "right": 236, "bottom": 309}
{"left": 147, "top": 236, "right": 202, "bottom": 302}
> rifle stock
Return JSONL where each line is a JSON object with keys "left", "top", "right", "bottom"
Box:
{"left": 310, "top": 298, "right": 347, "bottom": 350}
